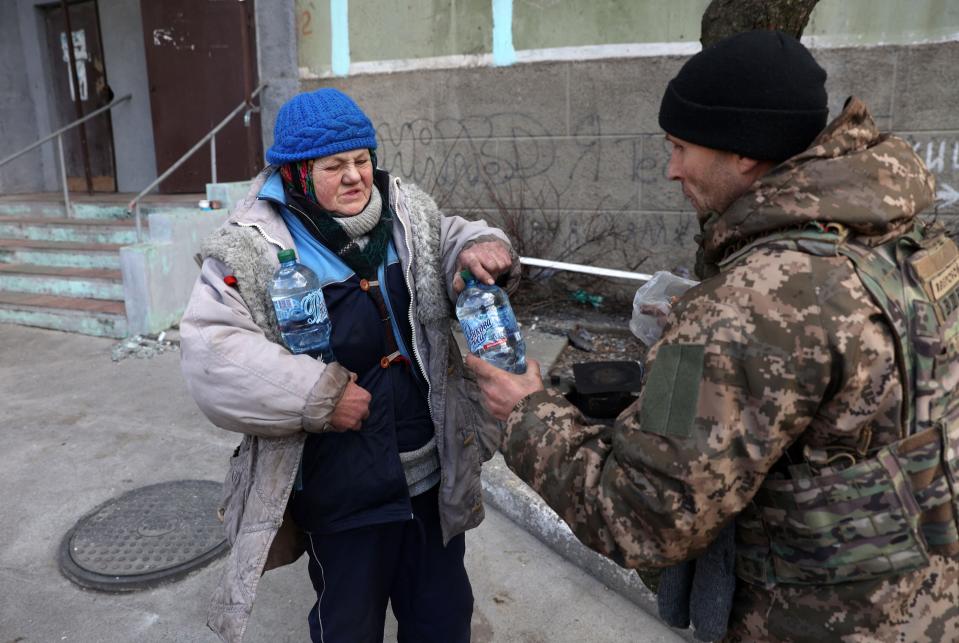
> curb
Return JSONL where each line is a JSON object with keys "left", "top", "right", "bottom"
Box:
{"left": 481, "top": 454, "right": 695, "bottom": 642}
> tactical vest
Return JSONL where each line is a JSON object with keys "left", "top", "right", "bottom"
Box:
{"left": 720, "top": 221, "right": 959, "bottom": 587}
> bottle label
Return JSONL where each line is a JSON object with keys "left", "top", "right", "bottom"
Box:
{"left": 462, "top": 305, "right": 513, "bottom": 353}
{"left": 274, "top": 288, "right": 328, "bottom": 324}
{"left": 301, "top": 290, "right": 328, "bottom": 324}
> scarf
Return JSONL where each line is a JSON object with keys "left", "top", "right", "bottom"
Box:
{"left": 280, "top": 160, "right": 393, "bottom": 279}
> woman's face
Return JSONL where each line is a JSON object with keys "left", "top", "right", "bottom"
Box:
{"left": 311, "top": 149, "right": 374, "bottom": 216}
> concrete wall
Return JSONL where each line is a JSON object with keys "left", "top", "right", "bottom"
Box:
{"left": 120, "top": 209, "right": 227, "bottom": 336}
{"left": 303, "top": 39, "right": 959, "bottom": 285}
{"left": 98, "top": 0, "right": 157, "bottom": 193}
{"left": 256, "top": 0, "right": 300, "bottom": 157}
{"left": 0, "top": 1, "right": 60, "bottom": 194}
{"left": 0, "top": 1, "right": 42, "bottom": 194}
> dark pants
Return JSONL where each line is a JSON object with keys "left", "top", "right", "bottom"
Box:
{"left": 304, "top": 485, "right": 473, "bottom": 643}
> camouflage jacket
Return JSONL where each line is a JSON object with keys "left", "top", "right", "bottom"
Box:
{"left": 501, "top": 98, "right": 959, "bottom": 642}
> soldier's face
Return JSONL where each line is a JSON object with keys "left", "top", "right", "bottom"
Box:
{"left": 665, "top": 135, "right": 746, "bottom": 218}
{"left": 311, "top": 149, "right": 374, "bottom": 216}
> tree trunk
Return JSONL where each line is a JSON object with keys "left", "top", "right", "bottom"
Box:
{"left": 701, "top": 0, "right": 821, "bottom": 48}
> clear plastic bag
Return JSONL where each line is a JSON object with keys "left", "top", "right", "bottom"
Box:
{"left": 629, "top": 271, "right": 698, "bottom": 346}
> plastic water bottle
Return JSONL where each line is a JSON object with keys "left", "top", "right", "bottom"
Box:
{"left": 455, "top": 269, "right": 526, "bottom": 374}
{"left": 269, "top": 249, "right": 333, "bottom": 361}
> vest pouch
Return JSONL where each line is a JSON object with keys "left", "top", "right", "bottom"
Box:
{"left": 934, "top": 400, "right": 959, "bottom": 555}
{"left": 929, "top": 305, "right": 959, "bottom": 424}
{"left": 742, "top": 446, "right": 929, "bottom": 586}
{"left": 906, "top": 229, "right": 959, "bottom": 325}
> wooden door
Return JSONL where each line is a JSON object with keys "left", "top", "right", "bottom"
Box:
{"left": 140, "top": 0, "right": 262, "bottom": 193}
{"left": 43, "top": 1, "right": 116, "bottom": 192}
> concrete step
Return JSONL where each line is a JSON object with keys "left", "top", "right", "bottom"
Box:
{"left": 0, "top": 239, "right": 122, "bottom": 269}
{"left": 0, "top": 264, "right": 123, "bottom": 300}
{"left": 0, "top": 200, "right": 70, "bottom": 219}
{"left": 0, "top": 290, "right": 126, "bottom": 338}
{"left": 0, "top": 194, "right": 205, "bottom": 220}
{"left": 0, "top": 217, "right": 141, "bottom": 245}
{"left": 0, "top": 200, "right": 133, "bottom": 219}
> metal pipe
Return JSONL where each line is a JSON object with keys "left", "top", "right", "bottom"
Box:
{"left": 57, "top": 134, "right": 72, "bottom": 217}
{"left": 210, "top": 134, "right": 217, "bottom": 184}
{"left": 520, "top": 256, "right": 652, "bottom": 282}
{"left": 135, "top": 201, "right": 142, "bottom": 243}
{"left": 60, "top": 0, "right": 94, "bottom": 195}
{"left": 0, "top": 94, "right": 131, "bottom": 169}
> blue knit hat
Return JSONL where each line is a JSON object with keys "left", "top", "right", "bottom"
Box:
{"left": 266, "top": 88, "right": 377, "bottom": 165}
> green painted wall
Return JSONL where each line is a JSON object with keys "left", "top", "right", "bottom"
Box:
{"left": 349, "top": 1, "right": 491, "bottom": 62}
{"left": 804, "top": 0, "right": 959, "bottom": 46}
{"left": 295, "top": 0, "right": 959, "bottom": 77}
{"left": 513, "top": 0, "right": 709, "bottom": 50}
{"left": 297, "top": 0, "right": 333, "bottom": 75}
{"left": 298, "top": 0, "right": 491, "bottom": 76}
{"left": 513, "top": 0, "right": 959, "bottom": 49}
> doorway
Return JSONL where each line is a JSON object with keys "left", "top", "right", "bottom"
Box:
{"left": 42, "top": 0, "right": 116, "bottom": 193}
{"left": 139, "top": 0, "right": 262, "bottom": 193}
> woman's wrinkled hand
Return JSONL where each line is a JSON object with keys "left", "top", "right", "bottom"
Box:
{"left": 328, "top": 374, "right": 371, "bottom": 431}
{"left": 453, "top": 241, "right": 513, "bottom": 293}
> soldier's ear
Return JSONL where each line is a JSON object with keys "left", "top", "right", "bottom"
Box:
{"left": 736, "top": 156, "right": 775, "bottom": 180}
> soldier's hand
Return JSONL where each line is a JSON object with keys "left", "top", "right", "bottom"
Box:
{"left": 329, "top": 374, "right": 371, "bottom": 431}
{"left": 453, "top": 241, "right": 513, "bottom": 293}
{"left": 466, "top": 355, "right": 544, "bottom": 421}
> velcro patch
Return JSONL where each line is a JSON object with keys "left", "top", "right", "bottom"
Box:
{"left": 640, "top": 344, "right": 705, "bottom": 438}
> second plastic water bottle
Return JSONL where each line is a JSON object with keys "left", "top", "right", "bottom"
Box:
{"left": 455, "top": 269, "right": 526, "bottom": 374}
{"left": 269, "top": 248, "right": 333, "bottom": 362}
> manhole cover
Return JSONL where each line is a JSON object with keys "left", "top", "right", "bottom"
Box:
{"left": 59, "top": 480, "right": 228, "bottom": 592}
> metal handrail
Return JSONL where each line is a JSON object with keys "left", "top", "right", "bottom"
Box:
{"left": 127, "top": 83, "right": 266, "bottom": 242}
{"left": 520, "top": 256, "right": 652, "bottom": 282}
{"left": 0, "top": 93, "right": 132, "bottom": 216}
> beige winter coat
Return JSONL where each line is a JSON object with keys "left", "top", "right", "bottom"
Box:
{"left": 180, "top": 167, "right": 513, "bottom": 642}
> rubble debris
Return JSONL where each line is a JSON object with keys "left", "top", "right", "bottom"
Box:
{"left": 111, "top": 333, "right": 179, "bottom": 362}
{"left": 567, "top": 325, "right": 595, "bottom": 352}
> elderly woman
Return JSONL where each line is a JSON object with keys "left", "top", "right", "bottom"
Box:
{"left": 180, "top": 88, "right": 517, "bottom": 643}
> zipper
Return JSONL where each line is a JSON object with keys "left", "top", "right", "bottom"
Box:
{"left": 378, "top": 260, "right": 431, "bottom": 402}
{"left": 243, "top": 190, "right": 310, "bottom": 251}
{"left": 396, "top": 183, "right": 434, "bottom": 420}
{"left": 236, "top": 220, "right": 285, "bottom": 251}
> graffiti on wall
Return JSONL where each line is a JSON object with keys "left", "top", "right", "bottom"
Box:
{"left": 368, "top": 113, "right": 959, "bottom": 276}
{"left": 911, "top": 138, "right": 959, "bottom": 210}
{"left": 374, "top": 111, "right": 697, "bottom": 273}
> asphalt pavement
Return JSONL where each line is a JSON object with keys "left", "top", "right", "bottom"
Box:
{"left": 0, "top": 323, "right": 685, "bottom": 642}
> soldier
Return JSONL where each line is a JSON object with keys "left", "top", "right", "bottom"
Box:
{"left": 468, "top": 30, "right": 959, "bottom": 642}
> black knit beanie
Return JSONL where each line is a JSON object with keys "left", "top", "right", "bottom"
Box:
{"left": 658, "top": 30, "right": 828, "bottom": 162}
